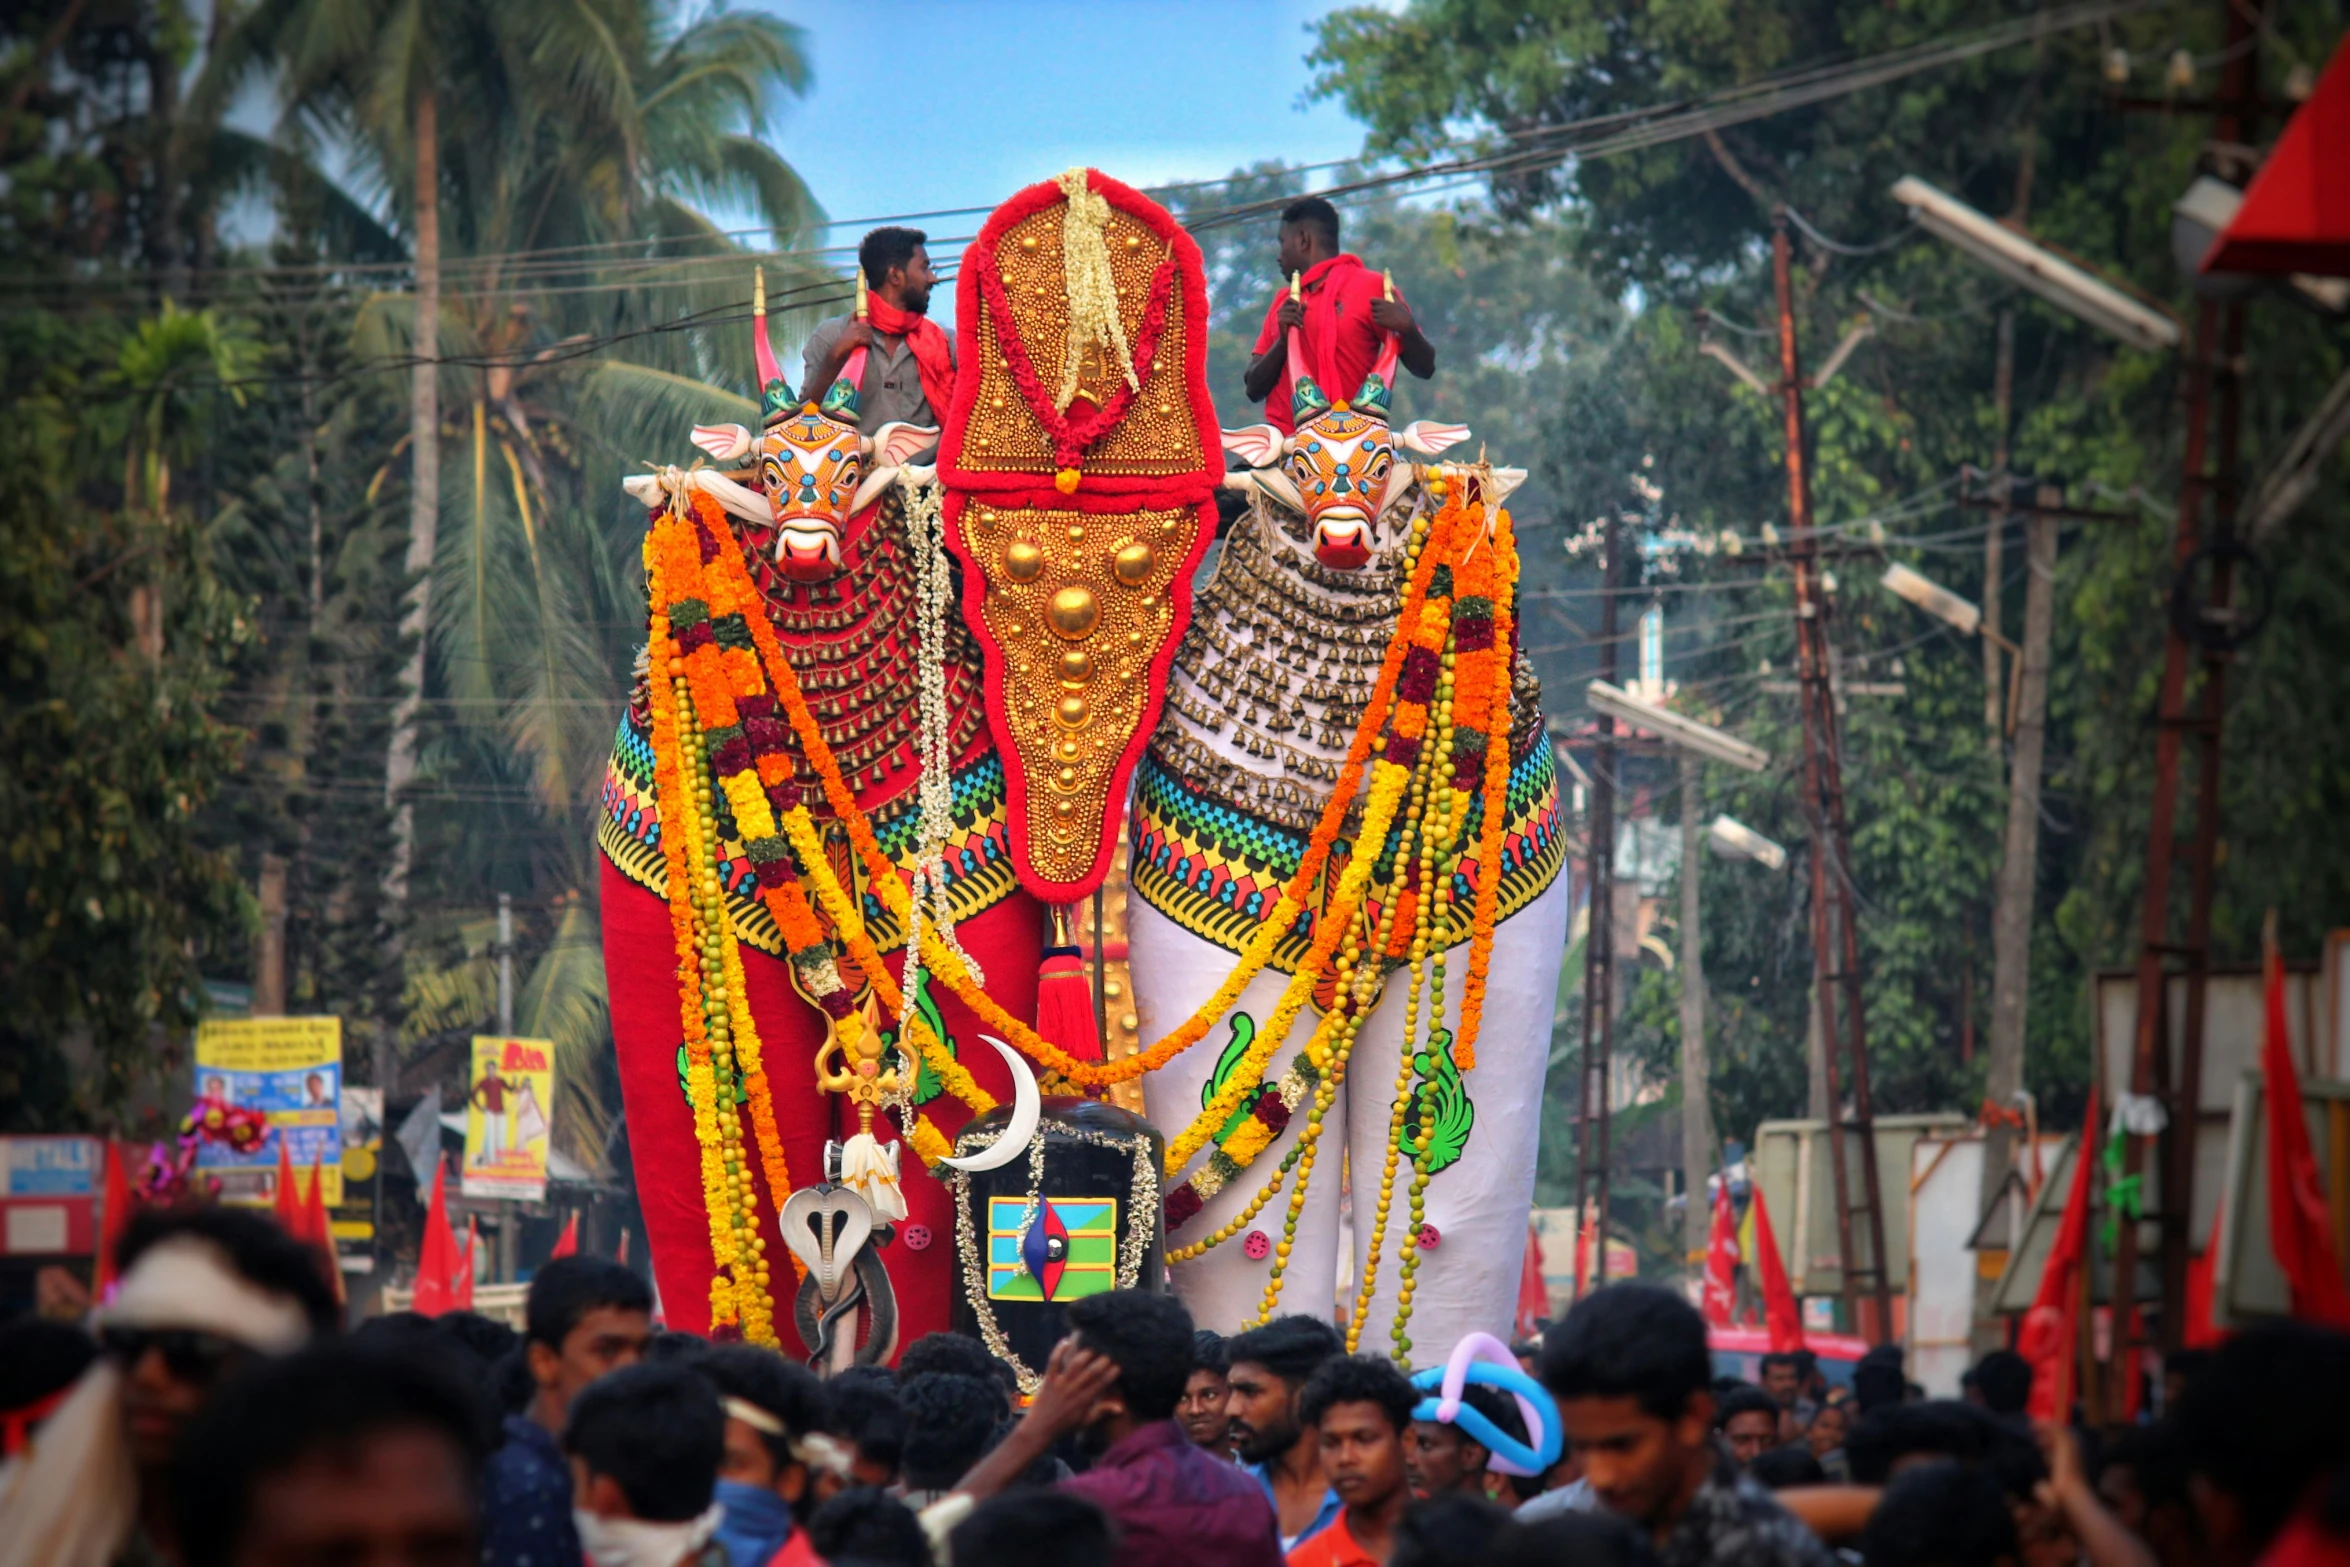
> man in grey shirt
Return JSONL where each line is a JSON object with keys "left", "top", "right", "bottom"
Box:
{"left": 801, "top": 226, "right": 956, "bottom": 431}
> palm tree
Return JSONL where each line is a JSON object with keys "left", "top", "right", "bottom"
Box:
{"left": 197, "top": 0, "right": 829, "bottom": 1159}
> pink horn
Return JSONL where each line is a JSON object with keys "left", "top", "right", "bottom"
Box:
{"left": 752, "top": 267, "right": 781, "bottom": 391}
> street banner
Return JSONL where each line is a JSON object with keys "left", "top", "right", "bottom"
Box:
{"left": 192, "top": 1018, "right": 343, "bottom": 1205}
{"left": 460, "top": 1036, "right": 555, "bottom": 1202}
{"left": 334, "top": 1086, "right": 383, "bottom": 1263}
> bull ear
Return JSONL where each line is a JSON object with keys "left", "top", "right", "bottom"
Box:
{"left": 1395, "top": 420, "right": 1469, "bottom": 459}
{"left": 1220, "top": 425, "right": 1290, "bottom": 469}
{"left": 691, "top": 423, "right": 755, "bottom": 462}
{"left": 622, "top": 474, "right": 667, "bottom": 508}
{"left": 1484, "top": 467, "right": 1528, "bottom": 509}
{"left": 1248, "top": 466, "right": 1305, "bottom": 514}
{"left": 869, "top": 420, "right": 939, "bottom": 470}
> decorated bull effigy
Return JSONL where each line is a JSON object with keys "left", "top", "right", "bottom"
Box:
{"left": 599, "top": 167, "right": 1564, "bottom": 1376}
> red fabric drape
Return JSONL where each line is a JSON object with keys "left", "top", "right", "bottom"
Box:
{"left": 1749, "top": 1182, "right": 1806, "bottom": 1352}
{"left": 2021, "top": 1088, "right": 2097, "bottom": 1423}
{"left": 2261, "top": 944, "right": 2350, "bottom": 1325}
{"left": 864, "top": 296, "right": 957, "bottom": 424}
{"left": 600, "top": 861, "right": 1042, "bottom": 1348}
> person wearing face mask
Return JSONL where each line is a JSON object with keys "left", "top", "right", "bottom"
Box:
{"left": 0, "top": 1205, "right": 338, "bottom": 1567}
{"left": 948, "top": 1289, "right": 1282, "bottom": 1567}
{"left": 564, "top": 1363, "right": 729, "bottom": 1567}
{"left": 697, "top": 1347, "right": 849, "bottom": 1567}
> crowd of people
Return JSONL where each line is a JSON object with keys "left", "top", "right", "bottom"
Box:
{"left": 0, "top": 1203, "right": 2344, "bottom": 1567}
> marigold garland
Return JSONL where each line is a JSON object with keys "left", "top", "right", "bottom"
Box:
{"left": 1450, "top": 506, "right": 1519, "bottom": 1073}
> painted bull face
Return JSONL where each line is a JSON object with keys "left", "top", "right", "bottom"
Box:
{"left": 1286, "top": 402, "right": 1397, "bottom": 569}
{"left": 760, "top": 406, "right": 867, "bottom": 580}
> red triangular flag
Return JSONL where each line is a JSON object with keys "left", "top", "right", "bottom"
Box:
{"left": 272, "top": 1135, "right": 304, "bottom": 1236}
{"left": 1749, "top": 1181, "right": 1806, "bottom": 1352}
{"left": 1702, "top": 1181, "right": 1740, "bottom": 1327}
{"left": 2260, "top": 934, "right": 2350, "bottom": 1326}
{"left": 454, "top": 1216, "right": 478, "bottom": 1311}
{"left": 413, "top": 1157, "right": 459, "bottom": 1317}
{"left": 2202, "top": 37, "right": 2350, "bottom": 276}
{"left": 1515, "top": 1223, "right": 1549, "bottom": 1339}
{"left": 2020, "top": 1087, "right": 2097, "bottom": 1423}
{"left": 93, "top": 1143, "right": 133, "bottom": 1297}
{"left": 550, "top": 1211, "right": 579, "bottom": 1259}
{"left": 304, "top": 1157, "right": 344, "bottom": 1305}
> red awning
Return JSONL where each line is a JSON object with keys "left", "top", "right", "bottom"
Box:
{"left": 2203, "top": 38, "right": 2350, "bottom": 277}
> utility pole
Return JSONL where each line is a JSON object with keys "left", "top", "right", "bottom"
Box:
{"left": 1679, "top": 751, "right": 1717, "bottom": 1266}
{"left": 1772, "top": 212, "right": 1894, "bottom": 1342}
{"left": 2107, "top": 0, "right": 2261, "bottom": 1417}
{"left": 1982, "top": 310, "right": 2014, "bottom": 752}
{"left": 1572, "top": 511, "right": 1623, "bottom": 1295}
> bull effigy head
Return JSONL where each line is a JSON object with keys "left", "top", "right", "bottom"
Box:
{"left": 1219, "top": 340, "right": 1472, "bottom": 569}
{"left": 673, "top": 271, "right": 938, "bottom": 582}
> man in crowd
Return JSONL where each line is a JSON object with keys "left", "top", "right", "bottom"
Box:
{"left": 1403, "top": 1383, "right": 1523, "bottom": 1502}
{"left": 173, "top": 1342, "right": 487, "bottom": 1567}
{"left": 823, "top": 1368, "right": 907, "bottom": 1491}
{"left": 950, "top": 1491, "right": 1118, "bottom": 1567}
{"left": 1539, "top": 1283, "right": 1833, "bottom": 1565}
{"left": 1181, "top": 1330, "right": 1233, "bottom": 1452}
{"left": 0, "top": 1205, "right": 337, "bottom": 1567}
{"left": 952, "top": 1288, "right": 1281, "bottom": 1567}
{"left": 1286, "top": 1354, "right": 1420, "bottom": 1567}
{"left": 895, "top": 1372, "right": 1002, "bottom": 1509}
{"left": 482, "top": 1255, "right": 652, "bottom": 1567}
{"left": 801, "top": 228, "right": 955, "bottom": 429}
{"left": 1961, "top": 1350, "right": 2032, "bottom": 1418}
{"left": 2180, "top": 1321, "right": 2350, "bottom": 1567}
{"left": 1227, "top": 1315, "right": 1344, "bottom": 1551}
{"left": 565, "top": 1362, "right": 729, "bottom": 1567}
{"left": 1715, "top": 1385, "right": 1785, "bottom": 1471}
{"left": 1757, "top": 1354, "right": 1804, "bottom": 1419}
{"left": 1241, "top": 196, "right": 1434, "bottom": 433}
{"left": 700, "top": 1344, "right": 838, "bottom": 1567}
{"left": 1858, "top": 1463, "right": 2021, "bottom": 1567}
{"left": 2097, "top": 1425, "right": 2201, "bottom": 1567}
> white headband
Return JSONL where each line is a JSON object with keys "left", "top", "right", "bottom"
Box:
{"left": 95, "top": 1234, "right": 312, "bottom": 1354}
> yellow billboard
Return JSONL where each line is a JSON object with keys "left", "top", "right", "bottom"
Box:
{"left": 192, "top": 1018, "right": 343, "bottom": 1206}
{"left": 460, "top": 1036, "right": 555, "bottom": 1202}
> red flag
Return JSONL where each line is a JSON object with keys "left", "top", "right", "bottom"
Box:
{"left": 2260, "top": 934, "right": 2350, "bottom": 1326}
{"left": 454, "top": 1216, "right": 478, "bottom": 1311}
{"left": 616, "top": 1226, "right": 630, "bottom": 1266}
{"left": 2184, "top": 1193, "right": 2228, "bottom": 1349}
{"left": 1701, "top": 1182, "right": 1740, "bottom": 1326}
{"left": 550, "top": 1211, "right": 579, "bottom": 1259}
{"left": 1516, "top": 1223, "right": 1549, "bottom": 1339}
{"left": 304, "top": 1157, "right": 345, "bottom": 1305}
{"left": 93, "top": 1143, "right": 132, "bottom": 1297}
{"left": 1749, "top": 1181, "right": 1806, "bottom": 1352}
{"left": 272, "top": 1135, "right": 304, "bottom": 1236}
{"left": 2020, "top": 1087, "right": 2097, "bottom": 1423}
{"left": 412, "top": 1158, "right": 462, "bottom": 1316}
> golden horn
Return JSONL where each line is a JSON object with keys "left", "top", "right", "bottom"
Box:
{"left": 855, "top": 269, "right": 868, "bottom": 321}
{"left": 754, "top": 266, "right": 766, "bottom": 320}
{"left": 1289, "top": 270, "right": 1303, "bottom": 302}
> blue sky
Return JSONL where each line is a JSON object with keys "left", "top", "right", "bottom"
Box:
{"left": 744, "top": 0, "right": 1377, "bottom": 239}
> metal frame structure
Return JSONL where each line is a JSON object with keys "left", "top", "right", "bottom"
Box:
{"left": 1570, "top": 512, "right": 1624, "bottom": 1293}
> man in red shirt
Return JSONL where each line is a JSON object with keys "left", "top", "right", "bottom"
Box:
{"left": 1242, "top": 197, "right": 1435, "bottom": 434}
{"left": 952, "top": 1290, "right": 1283, "bottom": 1567}
{"left": 1285, "top": 1355, "right": 1421, "bottom": 1567}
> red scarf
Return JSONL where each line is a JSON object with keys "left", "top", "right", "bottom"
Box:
{"left": 864, "top": 295, "right": 957, "bottom": 425}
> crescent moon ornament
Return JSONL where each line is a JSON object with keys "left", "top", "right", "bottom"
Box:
{"left": 939, "top": 1035, "right": 1041, "bottom": 1172}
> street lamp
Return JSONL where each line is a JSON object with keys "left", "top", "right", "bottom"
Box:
{"left": 1890, "top": 176, "right": 2182, "bottom": 353}
{"left": 1881, "top": 563, "right": 2024, "bottom": 731}
{"left": 1585, "top": 681, "right": 1771, "bottom": 773}
{"left": 1707, "top": 815, "right": 1788, "bottom": 872}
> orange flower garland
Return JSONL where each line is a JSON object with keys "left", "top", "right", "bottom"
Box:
{"left": 1449, "top": 505, "right": 1519, "bottom": 1073}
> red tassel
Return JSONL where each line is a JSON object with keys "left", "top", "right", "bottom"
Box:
{"left": 1035, "top": 946, "right": 1101, "bottom": 1064}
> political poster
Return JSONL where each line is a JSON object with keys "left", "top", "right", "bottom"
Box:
{"left": 191, "top": 1018, "right": 343, "bottom": 1205}
{"left": 333, "top": 1086, "right": 383, "bottom": 1265}
{"left": 460, "top": 1036, "right": 555, "bottom": 1202}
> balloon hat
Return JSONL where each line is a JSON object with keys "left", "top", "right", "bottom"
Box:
{"left": 1408, "top": 1331, "right": 1563, "bottom": 1478}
